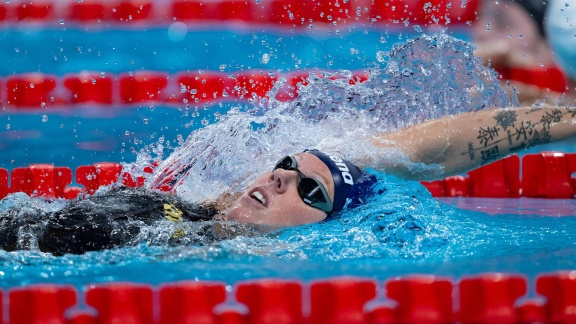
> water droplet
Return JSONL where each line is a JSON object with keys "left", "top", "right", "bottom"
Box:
{"left": 261, "top": 53, "right": 270, "bottom": 64}
{"left": 401, "top": 67, "right": 414, "bottom": 76}
{"left": 42, "top": 115, "right": 48, "bottom": 122}
{"left": 143, "top": 118, "right": 149, "bottom": 124}
{"left": 59, "top": 20, "right": 64, "bottom": 25}
{"left": 125, "top": 130, "right": 130, "bottom": 135}
{"left": 29, "top": 83, "right": 34, "bottom": 88}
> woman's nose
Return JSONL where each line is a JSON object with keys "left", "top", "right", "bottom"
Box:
{"left": 271, "top": 169, "right": 298, "bottom": 194}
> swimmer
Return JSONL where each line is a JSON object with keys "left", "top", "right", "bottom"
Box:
{"left": 0, "top": 106, "right": 575, "bottom": 255}
{"left": 472, "top": 0, "right": 567, "bottom": 105}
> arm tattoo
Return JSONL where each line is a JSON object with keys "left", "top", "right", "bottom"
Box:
{"left": 540, "top": 109, "right": 563, "bottom": 129}
{"left": 461, "top": 109, "right": 569, "bottom": 160}
{"left": 477, "top": 126, "right": 500, "bottom": 147}
{"left": 494, "top": 110, "right": 517, "bottom": 130}
{"left": 480, "top": 146, "right": 501, "bottom": 165}
{"left": 467, "top": 142, "right": 475, "bottom": 160}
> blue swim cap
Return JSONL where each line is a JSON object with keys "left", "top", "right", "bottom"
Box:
{"left": 305, "top": 149, "right": 363, "bottom": 213}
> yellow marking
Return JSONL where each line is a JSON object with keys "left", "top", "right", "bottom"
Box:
{"left": 163, "top": 203, "right": 183, "bottom": 222}
{"left": 172, "top": 228, "right": 185, "bottom": 239}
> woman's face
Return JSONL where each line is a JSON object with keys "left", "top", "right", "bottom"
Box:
{"left": 223, "top": 152, "right": 335, "bottom": 230}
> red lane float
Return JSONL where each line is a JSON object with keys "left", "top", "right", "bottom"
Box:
{"left": 386, "top": 276, "right": 453, "bottom": 323}
{"left": 110, "top": 1, "right": 153, "bottom": 22}
{"left": 2, "top": 70, "right": 294, "bottom": 108}
{"left": 497, "top": 66, "right": 569, "bottom": 94}
{"left": 85, "top": 283, "right": 154, "bottom": 324}
{"left": 2, "top": 272, "right": 576, "bottom": 324}
{"left": 9, "top": 164, "right": 72, "bottom": 199}
{"left": 421, "top": 152, "right": 576, "bottom": 198}
{"left": 458, "top": 274, "right": 526, "bottom": 323}
{"left": 236, "top": 280, "right": 303, "bottom": 323}
{"left": 160, "top": 281, "right": 226, "bottom": 324}
{"left": 177, "top": 72, "right": 234, "bottom": 104}
{"left": 15, "top": 2, "right": 53, "bottom": 21}
{"left": 9, "top": 285, "right": 77, "bottom": 324}
{"left": 64, "top": 73, "right": 114, "bottom": 105}
{"left": 233, "top": 71, "right": 278, "bottom": 99}
{"left": 67, "top": 2, "right": 106, "bottom": 22}
{"left": 468, "top": 155, "right": 520, "bottom": 198}
{"left": 120, "top": 72, "right": 169, "bottom": 103}
{"left": 0, "top": 0, "right": 480, "bottom": 26}
{"left": 6, "top": 74, "right": 57, "bottom": 108}
{"left": 537, "top": 271, "right": 576, "bottom": 323}
{"left": 522, "top": 152, "right": 576, "bottom": 198}
{"left": 309, "top": 278, "right": 377, "bottom": 324}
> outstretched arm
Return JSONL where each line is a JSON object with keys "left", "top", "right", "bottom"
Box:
{"left": 370, "top": 106, "right": 576, "bottom": 181}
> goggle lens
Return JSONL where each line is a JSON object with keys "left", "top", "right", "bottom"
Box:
{"left": 273, "top": 156, "right": 333, "bottom": 213}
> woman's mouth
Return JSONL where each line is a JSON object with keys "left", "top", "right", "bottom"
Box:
{"left": 250, "top": 190, "right": 267, "bottom": 206}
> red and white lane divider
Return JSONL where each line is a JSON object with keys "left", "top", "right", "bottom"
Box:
{"left": 0, "top": 0, "right": 479, "bottom": 27}
{"left": 1, "top": 152, "right": 575, "bottom": 200}
{"left": 422, "top": 152, "right": 576, "bottom": 199}
{"left": 4, "top": 272, "right": 576, "bottom": 323}
{"left": 0, "top": 70, "right": 369, "bottom": 109}
{"left": 0, "top": 67, "right": 569, "bottom": 109}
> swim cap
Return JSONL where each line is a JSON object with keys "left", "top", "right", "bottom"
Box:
{"left": 304, "top": 149, "right": 363, "bottom": 213}
{"left": 545, "top": 0, "right": 576, "bottom": 80}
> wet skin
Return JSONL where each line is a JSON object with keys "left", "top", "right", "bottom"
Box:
{"left": 223, "top": 153, "right": 335, "bottom": 230}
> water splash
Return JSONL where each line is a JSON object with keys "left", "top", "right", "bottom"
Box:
{"left": 144, "top": 34, "right": 511, "bottom": 203}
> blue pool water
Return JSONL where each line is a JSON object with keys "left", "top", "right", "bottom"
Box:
{"left": 1, "top": 173, "right": 576, "bottom": 288}
{"left": 0, "top": 23, "right": 575, "bottom": 290}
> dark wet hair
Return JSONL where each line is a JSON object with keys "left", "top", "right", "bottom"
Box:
{"left": 0, "top": 187, "right": 219, "bottom": 255}
{"left": 513, "top": 0, "right": 548, "bottom": 37}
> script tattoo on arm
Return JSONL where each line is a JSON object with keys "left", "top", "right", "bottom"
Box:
{"left": 461, "top": 108, "right": 568, "bottom": 165}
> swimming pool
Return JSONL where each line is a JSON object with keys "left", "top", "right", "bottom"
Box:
{"left": 1, "top": 0, "right": 576, "bottom": 322}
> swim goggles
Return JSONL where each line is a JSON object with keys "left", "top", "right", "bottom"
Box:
{"left": 273, "top": 155, "right": 333, "bottom": 213}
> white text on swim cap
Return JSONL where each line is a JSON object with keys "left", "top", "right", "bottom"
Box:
{"left": 328, "top": 155, "right": 354, "bottom": 185}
